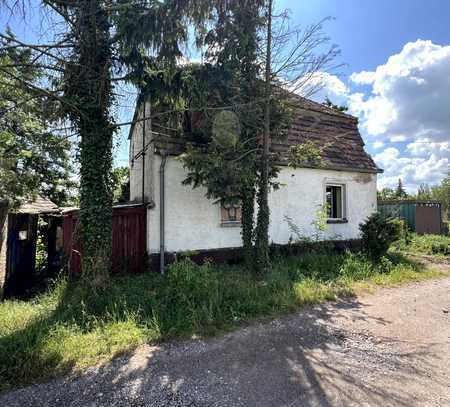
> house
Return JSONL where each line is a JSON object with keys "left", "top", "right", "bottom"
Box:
{"left": 128, "top": 96, "right": 382, "bottom": 268}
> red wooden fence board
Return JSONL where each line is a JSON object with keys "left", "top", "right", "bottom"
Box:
{"left": 62, "top": 205, "right": 147, "bottom": 275}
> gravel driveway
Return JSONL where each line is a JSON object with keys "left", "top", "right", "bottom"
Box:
{"left": 2, "top": 276, "right": 450, "bottom": 407}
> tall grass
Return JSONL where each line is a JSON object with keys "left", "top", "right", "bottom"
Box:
{"left": 0, "top": 250, "right": 443, "bottom": 391}
{"left": 395, "top": 233, "right": 450, "bottom": 257}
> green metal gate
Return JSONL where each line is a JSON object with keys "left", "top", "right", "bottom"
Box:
{"left": 378, "top": 200, "right": 443, "bottom": 234}
{"left": 378, "top": 201, "right": 416, "bottom": 230}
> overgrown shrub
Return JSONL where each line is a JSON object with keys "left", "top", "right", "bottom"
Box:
{"left": 359, "top": 212, "right": 402, "bottom": 259}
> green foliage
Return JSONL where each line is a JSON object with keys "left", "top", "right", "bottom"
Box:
{"left": 417, "top": 183, "right": 433, "bottom": 200}
{"left": 377, "top": 187, "right": 397, "bottom": 200}
{"left": 311, "top": 204, "right": 329, "bottom": 241}
{"left": 396, "top": 233, "right": 450, "bottom": 257}
{"left": 285, "top": 204, "right": 330, "bottom": 244}
{"left": 289, "top": 141, "right": 324, "bottom": 168}
{"left": 111, "top": 166, "right": 130, "bottom": 203}
{"left": 1, "top": 0, "right": 216, "bottom": 287}
{"left": 255, "top": 170, "right": 271, "bottom": 274}
{"left": 0, "top": 249, "right": 440, "bottom": 390}
{"left": 431, "top": 172, "right": 450, "bottom": 220}
{"left": 360, "top": 212, "right": 403, "bottom": 259}
{"left": 158, "top": 260, "right": 220, "bottom": 334}
{"left": 35, "top": 218, "right": 48, "bottom": 273}
{"left": 339, "top": 252, "right": 376, "bottom": 280}
{"left": 395, "top": 178, "right": 408, "bottom": 198}
{"left": 0, "top": 53, "right": 75, "bottom": 207}
{"left": 323, "top": 96, "right": 348, "bottom": 112}
{"left": 241, "top": 187, "right": 256, "bottom": 268}
{"left": 62, "top": 1, "right": 115, "bottom": 284}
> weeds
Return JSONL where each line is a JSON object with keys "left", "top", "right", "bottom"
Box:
{"left": 395, "top": 233, "right": 450, "bottom": 257}
{"left": 0, "top": 249, "right": 445, "bottom": 391}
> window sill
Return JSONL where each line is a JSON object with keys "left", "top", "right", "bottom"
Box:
{"left": 221, "top": 221, "right": 241, "bottom": 228}
{"left": 327, "top": 218, "right": 348, "bottom": 224}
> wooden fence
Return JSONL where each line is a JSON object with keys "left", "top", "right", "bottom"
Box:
{"left": 63, "top": 204, "right": 147, "bottom": 275}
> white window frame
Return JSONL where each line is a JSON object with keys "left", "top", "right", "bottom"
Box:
{"left": 325, "top": 183, "right": 347, "bottom": 222}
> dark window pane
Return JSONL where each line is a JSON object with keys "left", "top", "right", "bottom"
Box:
{"left": 326, "top": 185, "right": 343, "bottom": 219}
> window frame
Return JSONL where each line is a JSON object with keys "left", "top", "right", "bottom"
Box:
{"left": 219, "top": 201, "right": 242, "bottom": 227}
{"left": 325, "top": 183, "right": 347, "bottom": 223}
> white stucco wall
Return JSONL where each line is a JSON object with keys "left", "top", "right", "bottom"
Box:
{"left": 147, "top": 156, "right": 243, "bottom": 253}
{"left": 145, "top": 155, "right": 378, "bottom": 253}
{"left": 129, "top": 102, "right": 153, "bottom": 202}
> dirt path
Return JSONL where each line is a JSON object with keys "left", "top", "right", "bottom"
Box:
{"left": 2, "top": 276, "right": 450, "bottom": 407}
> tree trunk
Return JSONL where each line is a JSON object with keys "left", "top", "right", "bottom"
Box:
{"left": 74, "top": 0, "right": 113, "bottom": 287}
{"left": 255, "top": 0, "right": 272, "bottom": 275}
{"left": 241, "top": 186, "right": 255, "bottom": 269}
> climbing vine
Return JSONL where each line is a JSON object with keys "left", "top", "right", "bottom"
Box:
{"left": 63, "top": 0, "right": 114, "bottom": 286}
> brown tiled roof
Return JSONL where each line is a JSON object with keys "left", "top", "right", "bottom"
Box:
{"left": 152, "top": 95, "right": 382, "bottom": 174}
{"left": 270, "top": 95, "right": 382, "bottom": 173}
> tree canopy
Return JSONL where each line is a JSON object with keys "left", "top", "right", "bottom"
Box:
{"left": 0, "top": 51, "right": 75, "bottom": 207}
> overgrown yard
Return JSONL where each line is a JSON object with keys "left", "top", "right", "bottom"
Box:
{"left": 0, "top": 237, "right": 448, "bottom": 391}
{"left": 395, "top": 233, "right": 450, "bottom": 258}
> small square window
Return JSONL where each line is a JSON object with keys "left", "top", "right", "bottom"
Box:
{"left": 221, "top": 201, "right": 242, "bottom": 226}
{"left": 326, "top": 184, "right": 345, "bottom": 220}
{"left": 18, "top": 230, "right": 28, "bottom": 240}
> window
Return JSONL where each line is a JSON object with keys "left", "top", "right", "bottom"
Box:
{"left": 220, "top": 201, "right": 242, "bottom": 226}
{"left": 325, "top": 184, "right": 346, "bottom": 221}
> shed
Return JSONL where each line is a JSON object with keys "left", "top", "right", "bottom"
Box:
{"left": 0, "top": 197, "right": 62, "bottom": 299}
{"left": 378, "top": 200, "right": 444, "bottom": 235}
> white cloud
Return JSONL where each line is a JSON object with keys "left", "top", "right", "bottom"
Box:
{"left": 291, "top": 42, "right": 450, "bottom": 190}
{"left": 374, "top": 147, "right": 448, "bottom": 192}
{"left": 345, "top": 40, "right": 450, "bottom": 189}
{"left": 390, "top": 135, "right": 407, "bottom": 142}
{"left": 407, "top": 139, "right": 450, "bottom": 157}
{"left": 294, "top": 72, "right": 349, "bottom": 105}
{"left": 349, "top": 40, "right": 450, "bottom": 144}
{"left": 350, "top": 70, "right": 376, "bottom": 85}
{"left": 373, "top": 141, "right": 384, "bottom": 149}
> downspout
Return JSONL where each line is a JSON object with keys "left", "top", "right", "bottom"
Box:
{"left": 159, "top": 154, "right": 167, "bottom": 274}
{"left": 141, "top": 103, "right": 146, "bottom": 203}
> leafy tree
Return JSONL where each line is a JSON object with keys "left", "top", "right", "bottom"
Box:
{"left": 111, "top": 166, "right": 129, "bottom": 203}
{"left": 431, "top": 172, "right": 450, "bottom": 220}
{"left": 417, "top": 183, "right": 432, "bottom": 200}
{"left": 180, "top": 1, "right": 339, "bottom": 274}
{"left": 253, "top": 3, "right": 340, "bottom": 274}
{"left": 1, "top": 0, "right": 212, "bottom": 284}
{"left": 0, "top": 52, "right": 75, "bottom": 207}
{"left": 377, "top": 187, "right": 396, "bottom": 200}
{"left": 179, "top": 0, "right": 267, "bottom": 270}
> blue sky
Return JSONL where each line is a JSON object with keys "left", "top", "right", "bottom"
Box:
{"left": 278, "top": 0, "right": 450, "bottom": 74}
{"left": 275, "top": 0, "right": 450, "bottom": 191}
{"left": 2, "top": 1, "right": 449, "bottom": 191}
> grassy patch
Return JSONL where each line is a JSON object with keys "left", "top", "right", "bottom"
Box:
{"left": 395, "top": 233, "right": 450, "bottom": 258}
{"left": 0, "top": 250, "right": 446, "bottom": 391}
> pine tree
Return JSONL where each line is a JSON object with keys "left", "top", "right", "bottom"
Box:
{"left": 395, "top": 178, "right": 407, "bottom": 198}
